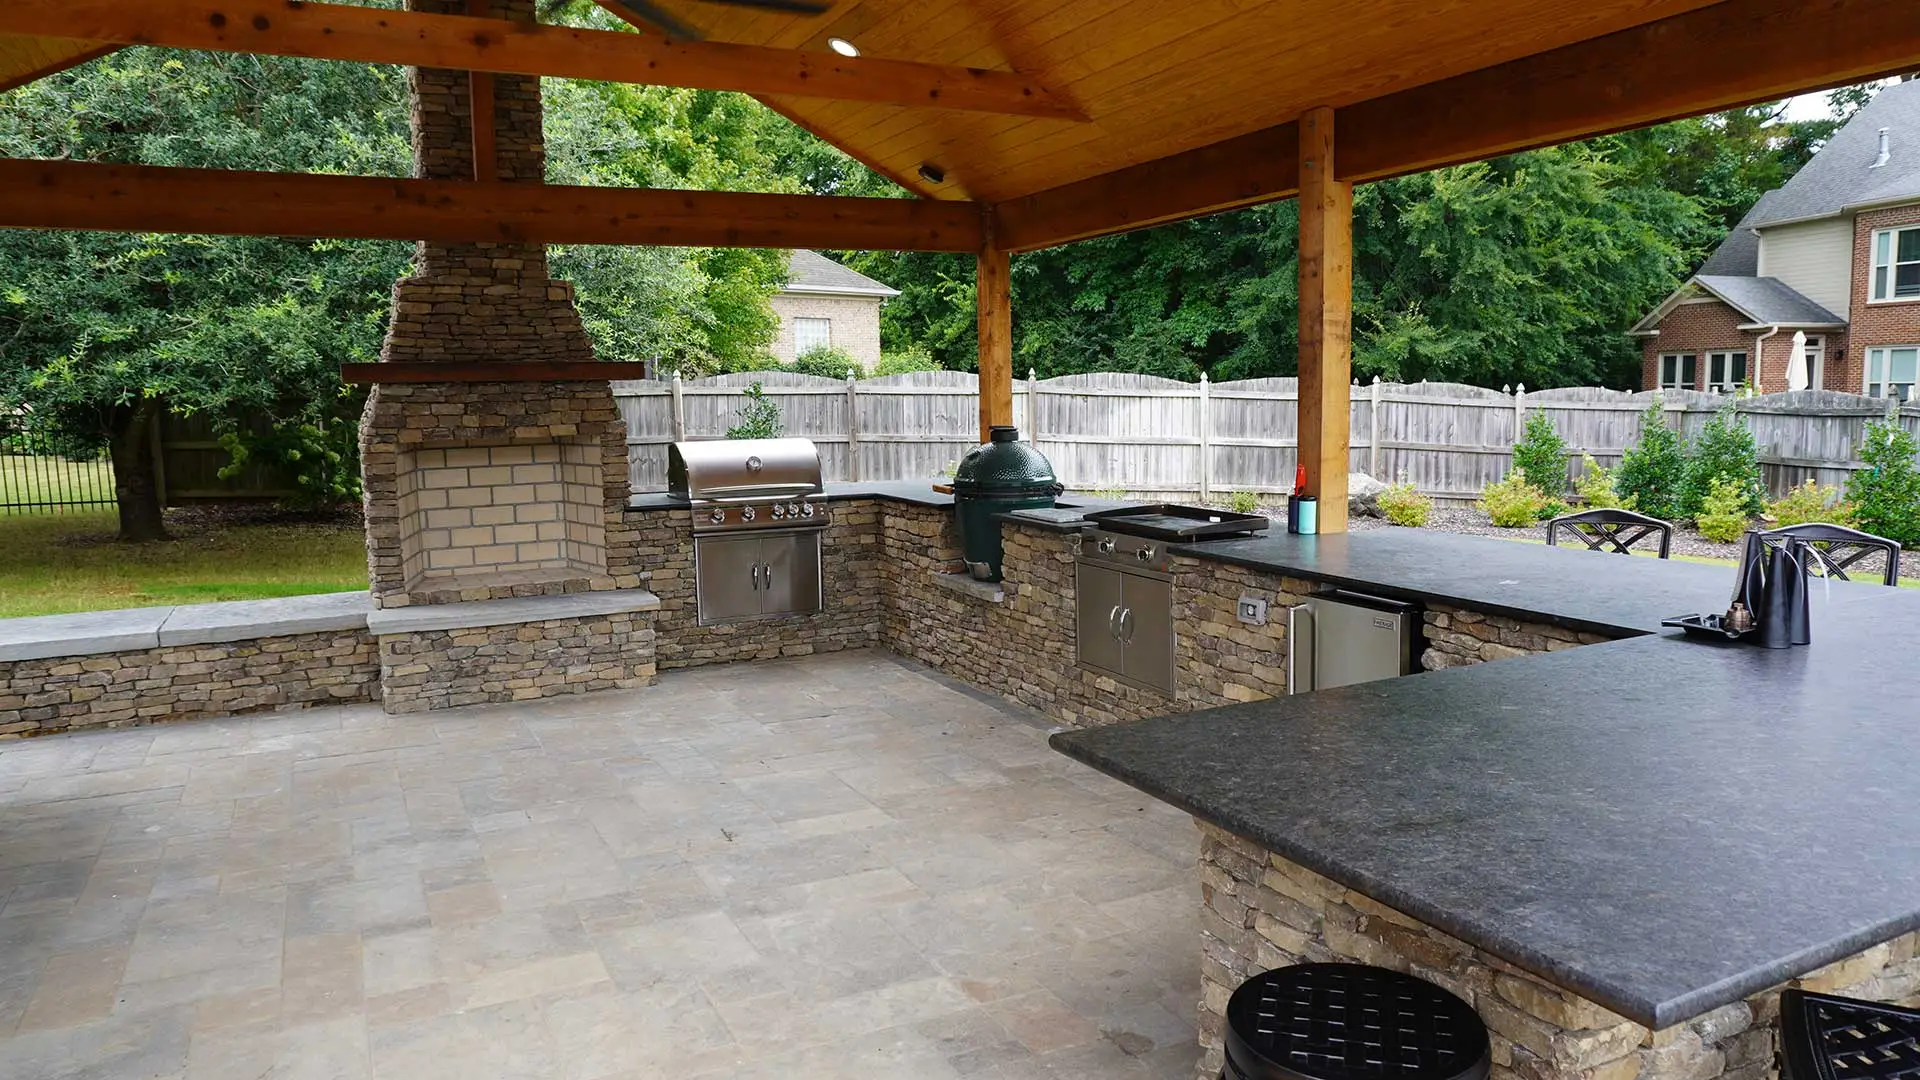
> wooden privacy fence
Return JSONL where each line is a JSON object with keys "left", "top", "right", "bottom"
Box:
{"left": 615, "top": 372, "right": 1920, "bottom": 502}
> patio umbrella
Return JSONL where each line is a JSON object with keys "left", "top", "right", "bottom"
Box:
{"left": 1787, "top": 330, "right": 1810, "bottom": 392}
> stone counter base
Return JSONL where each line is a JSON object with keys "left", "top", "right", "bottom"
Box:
{"left": 1195, "top": 822, "right": 1920, "bottom": 1080}
{"left": 1423, "top": 603, "right": 1616, "bottom": 670}
{"left": 377, "top": 612, "right": 655, "bottom": 714}
{"left": 0, "top": 630, "right": 378, "bottom": 737}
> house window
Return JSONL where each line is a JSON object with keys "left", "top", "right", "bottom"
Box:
{"left": 1658, "top": 353, "right": 1696, "bottom": 390}
{"left": 1706, "top": 351, "right": 1748, "bottom": 392}
{"left": 1866, "top": 346, "right": 1919, "bottom": 400}
{"left": 793, "top": 317, "right": 832, "bottom": 355}
{"left": 1870, "top": 226, "right": 1920, "bottom": 302}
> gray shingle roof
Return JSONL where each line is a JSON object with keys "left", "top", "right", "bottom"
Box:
{"left": 1749, "top": 79, "right": 1920, "bottom": 226}
{"left": 1695, "top": 275, "right": 1846, "bottom": 326}
{"left": 782, "top": 250, "right": 899, "bottom": 297}
{"left": 1695, "top": 190, "right": 1777, "bottom": 276}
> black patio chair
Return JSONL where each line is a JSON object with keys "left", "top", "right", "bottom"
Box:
{"left": 1545, "top": 508, "right": 1673, "bottom": 559}
{"left": 1781, "top": 988, "right": 1920, "bottom": 1080}
{"left": 1760, "top": 522, "right": 1902, "bottom": 586}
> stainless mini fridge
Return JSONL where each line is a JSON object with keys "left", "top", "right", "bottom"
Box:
{"left": 1286, "top": 590, "right": 1419, "bottom": 694}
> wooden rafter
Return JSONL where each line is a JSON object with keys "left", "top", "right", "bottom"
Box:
{"left": 0, "top": 40, "right": 119, "bottom": 94}
{"left": 0, "top": 157, "right": 987, "bottom": 251}
{"left": 992, "top": 0, "right": 1920, "bottom": 251}
{"left": 0, "top": 0, "right": 1086, "bottom": 120}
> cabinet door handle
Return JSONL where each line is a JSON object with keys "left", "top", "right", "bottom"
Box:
{"left": 751, "top": 564, "right": 761, "bottom": 590}
{"left": 1118, "top": 607, "right": 1136, "bottom": 644}
{"left": 1109, "top": 605, "right": 1123, "bottom": 639}
{"left": 763, "top": 563, "right": 774, "bottom": 591}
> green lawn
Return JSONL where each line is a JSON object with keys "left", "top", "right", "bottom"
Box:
{"left": 0, "top": 509, "right": 368, "bottom": 619}
{"left": 0, "top": 454, "right": 116, "bottom": 511}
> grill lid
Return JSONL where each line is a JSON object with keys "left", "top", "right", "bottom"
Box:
{"left": 668, "top": 438, "right": 823, "bottom": 500}
{"left": 952, "top": 426, "right": 1062, "bottom": 497}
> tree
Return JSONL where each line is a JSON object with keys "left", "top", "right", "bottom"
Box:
{"left": 1680, "top": 404, "right": 1765, "bottom": 519}
{"left": 0, "top": 50, "right": 414, "bottom": 539}
{"left": 1845, "top": 418, "right": 1920, "bottom": 546}
{"left": 1615, "top": 398, "right": 1690, "bottom": 520}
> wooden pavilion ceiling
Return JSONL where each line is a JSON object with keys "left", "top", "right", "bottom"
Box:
{"left": 610, "top": 0, "right": 1732, "bottom": 204}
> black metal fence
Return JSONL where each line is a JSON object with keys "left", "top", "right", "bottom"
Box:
{"left": 0, "top": 416, "right": 117, "bottom": 516}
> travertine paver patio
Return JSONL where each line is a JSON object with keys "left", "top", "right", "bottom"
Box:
{"left": 0, "top": 649, "right": 1199, "bottom": 1079}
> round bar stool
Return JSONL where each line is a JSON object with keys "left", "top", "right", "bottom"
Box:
{"left": 1781, "top": 988, "right": 1920, "bottom": 1080}
{"left": 1224, "top": 963, "right": 1491, "bottom": 1080}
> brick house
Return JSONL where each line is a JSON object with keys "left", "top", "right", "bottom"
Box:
{"left": 1630, "top": 79, "right": 1920, "bottom": 400}
{"left": 768, "top": 250, "right": 900, "bottom": 372}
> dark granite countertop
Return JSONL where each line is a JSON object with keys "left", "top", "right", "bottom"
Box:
{"left": 1166, "top": 529, "right": 1765, "bottom": 637}
{"left": 626, "top": 480, "right": 957, "bottom": 512}
{"left": 1053, "top": 580, "right": 1920, "bottom": 1030}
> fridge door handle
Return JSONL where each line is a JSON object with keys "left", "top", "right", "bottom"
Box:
{"left": 1286, "top": 603, "right": 1315, "bottom": 695}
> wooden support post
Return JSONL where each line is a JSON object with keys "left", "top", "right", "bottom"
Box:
{"left": 977, "top": 235, "right": 1014, "bottom": 445}
{"left": 467, "top": 0, "right": 496, "bottom": 183}
{"left": 1297, "top": 106, "right": 1353, "bottom": 533}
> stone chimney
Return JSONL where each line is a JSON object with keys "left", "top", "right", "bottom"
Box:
{"left": 359, "top": 0, "right": 635, "bottom": 609}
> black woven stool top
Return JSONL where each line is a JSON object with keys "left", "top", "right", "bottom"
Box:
{"left": 1783, "top": 989, "right": 1920, "bottom": 1080}
{"left": 1225, "top": 963, "right": 1491, "bottom": 1080}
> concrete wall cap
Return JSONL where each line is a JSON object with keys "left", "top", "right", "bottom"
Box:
{"left": 366, "top": 589, "right": 661, "bottom": 636}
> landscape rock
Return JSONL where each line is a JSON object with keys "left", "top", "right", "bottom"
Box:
{"left": 1349, "top": 473, "right": 1389, "bottom": 518}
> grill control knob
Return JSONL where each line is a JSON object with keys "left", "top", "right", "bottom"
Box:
{"left": 800, "top": 503, "right": 815, "bottom": 518}
{"left": 708, "top": 508, "right": 726, "bottom": 524}
{"left": 741, "top": 505, "right": 756, "bottom": 522}
{"left": 1136, "top": 545, "right": 1157, "bottom": 562}
{"left": 1096, "top": 537, "right": 1116, "bottom": 555}
{"left": 770, "top": 504, "right": 785, "bottom": 520}
{"left": 787, "top": 502, "right": 801, "bottom": 517}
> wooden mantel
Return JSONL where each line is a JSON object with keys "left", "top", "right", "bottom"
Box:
{"left": 340, "top": 362, "right": 653, "bottom": 384}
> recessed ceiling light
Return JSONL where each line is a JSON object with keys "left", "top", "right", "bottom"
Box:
{"left": 916, "top": 163, "right": 946, "bottom": 185}
{"left": 827, "top": 38, "right": 860, "bottom": 58}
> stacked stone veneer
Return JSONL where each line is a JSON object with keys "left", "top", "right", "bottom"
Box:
{"left": 1195, "top": 822, "right": 1920, "bottom": 1080}
{"left": 0, "top": 631, "right": 378, "bottom": 736}
{"left": 1422, "top": 603, "right": 1617, "bottom": 670}
{"left": 362, "top": 382, "right": 638, "bottom": 606}
{"left": 626, "top": 502, "right": 884, "bottom": 669}
{"left": 874, "top": 501, "right": 1301, "bottom": 726}
{"left": 378, "top": 613, "right": 655, "bottom": 714}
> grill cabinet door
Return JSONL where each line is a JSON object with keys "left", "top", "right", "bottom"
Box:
{"left": 759, "top": 531, "right": 823, "bottom": 618}
{"left": 695, "top": 535, "right": 763, "bottom": 625}
{"left": 1076, "top": 563, "right": 1125, "bottom": 678}
{"left": 1119, "top": 573, "right": 1175, "bottom": 694}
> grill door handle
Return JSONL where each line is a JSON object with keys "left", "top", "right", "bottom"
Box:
{"left": 763, "top": 563, "right": 774, "bottom": 591}
{"left": 1118, "top": 607, "right": 1136, "bottom": 644}
{"left": 751, "top": 563, "right": 761, "bottom": 590}
{"left": 1108, "top": 605, "right": 1123, "bottom": 640}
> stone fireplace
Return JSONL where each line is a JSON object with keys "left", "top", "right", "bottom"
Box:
{"left": 359, "top": 0, "right": 638, "bottom": 610}
{"left": 352, "top": 0, "right": 656, "bottom": 714}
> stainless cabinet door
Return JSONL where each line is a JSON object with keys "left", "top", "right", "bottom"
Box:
{"left": 759, "top": 531, "right": 823, "bottom": 617}
{"left": 1075, "top": 563, "right": 1125, "bottom": 677}
{"left": 695, "top": 535, "right": 763, "bottom": 625}
{"left": 1119, "top": 574, "right": 1175, "bottom": 694}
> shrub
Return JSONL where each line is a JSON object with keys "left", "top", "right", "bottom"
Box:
{"left": 1845, "top": 418, "right": 1920, "bottom": 545}
{"left": 873, "top": 346, "right": 940, "bottom": 377}
{"left": 725, "top": 382, "right": 783, "bottom": 440}
{"left": 1226, "top": 490, "right": 1260, "bottom": 514}
{"left": 1696, "top": 476, "right": 1753, "bottom": 543}
{"left": 789, "top": 345, "right": 860, "bottom": 379}
{"left": 1511, "top": 410, "right": 1569, "bottom": 495}
{"left": 1479, "top": 467, "right": 1552, "bottom": 527}
{"left": 1680, "top": 403, "right": 1764, "bottom": 519}
{"left": 1615, "top": 397, "right": 1687, "bottom": 520}
{"left": 1767, "top": 480, "right": 1855, "bottom": 529}
{"left": 1377, "top": 482, "right": 1431, "bottom": 527}
{"left": 1573, "top": 454, "right": 1637, "bottom": 511}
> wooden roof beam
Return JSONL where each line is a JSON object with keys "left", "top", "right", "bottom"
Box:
{"left": 0, "top": 157, "right": 987, "bottom": 251}
{"left": 0, "top": 40, "right": 119, "bottom": 94}
{"left": 993, "top": 0, "right": 1920, "bottom": 251}
{"left": 0, "top": 0, "right": 1086, "bottom": 120}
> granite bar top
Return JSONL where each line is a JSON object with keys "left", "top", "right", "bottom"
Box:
{"left": 1170, "top": 529, "right": 1791, "bottom": 636}
{"left": 1053, "top": 581, "right": 1920, "bottom": 1030}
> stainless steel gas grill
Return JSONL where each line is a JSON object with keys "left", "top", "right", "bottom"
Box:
{"left": 667, "top": 438, "right": 829, "bottom": 625}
